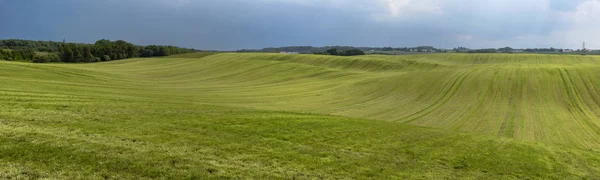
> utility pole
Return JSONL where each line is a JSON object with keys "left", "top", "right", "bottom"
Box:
{"left": 582, "top": 41, "right": 587, "bottom": 55}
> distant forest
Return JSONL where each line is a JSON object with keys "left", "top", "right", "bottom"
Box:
{"left": 239, "top": 45, "right": 599, "bottom": 55}
{"left": 0, "top": 39, "right": 197, "bottom": 63}
{"left": 238, "top": 46, "right": 444, "bottom": 54}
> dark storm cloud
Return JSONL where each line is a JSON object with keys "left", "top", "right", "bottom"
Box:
{"left": 0, "top": 0, "right": 596, "bottom": 49}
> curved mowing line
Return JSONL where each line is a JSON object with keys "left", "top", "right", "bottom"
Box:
{"left": 516, "top": 67, "right": 529, "bottom": 139}
{"left": 331, "top": 75, "right": 421, "bottom": 112}
{"left": 558, "top": 68, "right": 600, "bottom": 138}
{"left": 358, "top": 72, "right": 453, "bottom": 119}
{"left": 450, "top": 69, "right": 498, "bottom": 131}
{"left": 390, "top": 70, "right": 468, "bottom": 122}
{"left": 575, "top": 70, "right": 600, "bottom": 112}
{"left": 498, "top": 68, "right": 524, "bottom": 137}
{"left": 396, "top": 69, "right": 477, "bottom": 123}
{"left": 366, "top": 71, "right": 462, "bottom": 120}
{"left": 197, "top": 61, "right": 286, "bottom": 82}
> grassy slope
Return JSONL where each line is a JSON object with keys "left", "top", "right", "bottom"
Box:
{"left": 165, "top": 51, "right": 221, "bottom": 58}
{"left": 2, "top": 53, "right": 600, "bottom": 178}
{"left": 137, "top": 53, "right": 600, "bottom": 150}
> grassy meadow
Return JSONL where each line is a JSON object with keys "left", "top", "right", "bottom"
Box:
{"left": 3, "top": 52, "right": 600, "bottom": 178}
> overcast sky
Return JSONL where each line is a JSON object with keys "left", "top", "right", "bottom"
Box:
{"left": 1, "top": 0, "right": 599, "bottom": 50}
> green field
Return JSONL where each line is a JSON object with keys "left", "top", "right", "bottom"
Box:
{"left": 3, "top": 53, "right": 600, "bottom": 179}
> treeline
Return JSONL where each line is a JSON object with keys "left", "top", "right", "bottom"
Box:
{"left": 0, "top": 49, "right": 36, "bottom": 61}
{"left": 317, "top": 48, "right": 365, "bottom": 56}
{"left": 0, "top": 39, "right": 197, "bottom": 63}
{"left": 0, "top": 48, "right": 62, "bottom": 63}
{"left": 56, "top": 39, "right": 196, "bottom": 63}
{"left": 239, "top": 45, "right": 444, "bottom": 54}
{"left": 0, "top": 39, "right": 64, "bottom": 52}
{"left": 379, "top": 46, "right": 440, "bottom": 52}
{"left": 522, "top": 48, "right": 565, "bottom": 53}
{"left": 58, "top": 40, "right": 136, "bottom": 63}
{"left": 140, "top": 45, "right": 197, "bottom": 57}
{"left": 467, "top": 49, "right": 499, "bottom": 53}
{"left": 240, "top": 46, "right": 362, "bottom": 54}
{"left": 0, "top": 39, "right": 196, "bottom": 63}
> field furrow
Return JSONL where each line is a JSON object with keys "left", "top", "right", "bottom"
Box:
{"left": 5, "top": 53, "right": 600, "bottom": 178}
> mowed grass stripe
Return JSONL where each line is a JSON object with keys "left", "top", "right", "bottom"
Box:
{"left": 558, "top": 68, "right": 600, "bottom": 144}
{"left": 59, "top": 53, "right": 600, "bottom": 149}
{"left": 4, "top": 53, "right": 600, "bottom": 178}
{"left": 398, "top": 68, "right": 477, "bottom": 123}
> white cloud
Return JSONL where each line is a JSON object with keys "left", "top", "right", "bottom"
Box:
{"left": 457, "top": 35, "right": 473, "bottom": 41}
{"left": 371, "top": 0, "right": 443, "bottom": 21}
{"left": 258, "top": 0, "right": 443, "bottom": 21}
{"left": 559, "top": 0, "right": 600, "bottom": 49}
{"left": 258, "top": 0, "right": 368, "bottom": 8}
{"left": 385, "top": 0, "right": 442, "bottom": 17}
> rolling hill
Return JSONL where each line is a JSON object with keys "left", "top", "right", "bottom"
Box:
{"left": 2, "top": 53, "right": 600, "bottom": 179}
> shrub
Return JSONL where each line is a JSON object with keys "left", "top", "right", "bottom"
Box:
{"left": 342, "top": 49, "right": 365, "bottom": 56}
{"left": 119, "top": 53, "right": 127, "bottom": 60}
{"left": 140, "top": 49, "right": 154, "bottom": 57}
{"left": 326, "top": 48, "right": 339, "bottom": 55}
{"left": 102, "top": 55, "right": 111, "bottom": 61}
{"left": 32, "top": 55, "right": 48, "bottom": 63}
{"left": 323, "top": 48, "right": 365, "bottom": 56}
{"left": 32, "top": 54, "right": 61, "bottom": 63}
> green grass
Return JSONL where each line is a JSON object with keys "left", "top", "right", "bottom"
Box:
{"left": 3, "top": 53, "right": 600, "bottom": 178}
{"left": 165, "top": 51, "right": 221, "bottom": 58}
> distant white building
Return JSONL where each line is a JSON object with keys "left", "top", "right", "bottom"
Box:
{"left": 513, "top": 49, "right": 524, "bottom": 53}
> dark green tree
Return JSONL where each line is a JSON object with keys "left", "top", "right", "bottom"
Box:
{"left": 326, "top": 48, "right": 339, "bottom": 55}
{"left": 84, "top": 46, "right": 94, "bottom": 62}
{"left": 341, "top": 49, "right": 365, "bottom": 56}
